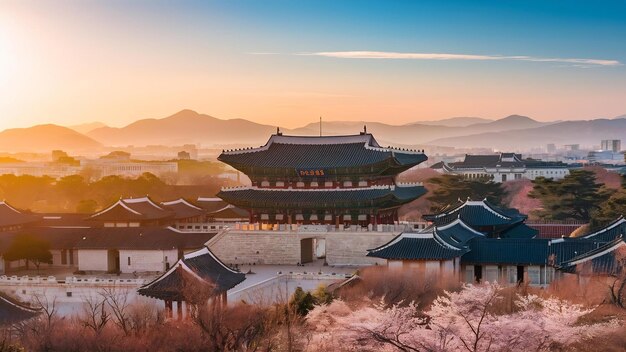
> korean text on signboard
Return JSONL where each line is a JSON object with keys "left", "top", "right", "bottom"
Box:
{"left": 296, "top": 169, "right": 326, "bottom": 177}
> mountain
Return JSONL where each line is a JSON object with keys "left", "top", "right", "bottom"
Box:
{"left": 69, "top": 122, "right": 107, "bottom": 134}
{"left": 0, "top": 124, "right": 102, "bottom": 153}
{"left": 87, "top": 109, "right": 281, "bottom": 147}
{"left": 288, "top": 115, "right": 547, "bottom": 146}
{"left": 86, "top": 111, "right": 547, "bottom": 148}
{"left": 427, "top": 118, "right": 626, "bottom": 149}
{"left": 409, "top": 117, "right": 493, "bottom": 127}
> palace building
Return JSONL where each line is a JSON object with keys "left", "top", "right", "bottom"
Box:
{"left": 368, "top": 199, "right": 626, "bottom": 285}
{"left": 431, "top": 153, "right": 570, "bottom": 182}
{"left": 217, "top": 130, "right": 428, "bottom": 226}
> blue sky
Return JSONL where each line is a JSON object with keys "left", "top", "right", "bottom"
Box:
{"left": 1, "top": 0, "right": 625, "bottom": 129}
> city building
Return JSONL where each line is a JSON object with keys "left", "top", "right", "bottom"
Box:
{"left": 546, "top": 143, "right": 556, "bottom": 153}
{"left": 587, "top": 150, "right": 624, "bottom": 164}
{"left": 217, "top": 130, "right": 428, "bottom": 225}
{"left": 431, "top": 153, "right": 570, "bottom": 182}
{"left": 601, "top": 139, "right": 622, "bottom": 153}
{"left": 367, "top": 199, "right": 626, "bottom": 285}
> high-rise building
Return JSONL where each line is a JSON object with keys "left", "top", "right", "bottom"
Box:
{"left": 546, "top": 143, "right": 556, "bottom": 153}
{"left": 601, "top": 139, "right": 621, "bottom": 152}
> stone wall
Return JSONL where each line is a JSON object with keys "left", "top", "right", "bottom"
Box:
{"left": 208, "top": 229, "right": 398, "bottom": 266}
{"left": 325, "top": 232, "right": 396, "bottom": 266}
{"left": 209, "top": 231, "right": 302, "bottom": 265}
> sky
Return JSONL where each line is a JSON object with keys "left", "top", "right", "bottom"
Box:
{"left": 1, "top": 0, "right": 626, "bottom": 130}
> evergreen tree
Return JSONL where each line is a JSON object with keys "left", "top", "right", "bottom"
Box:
{"left": 593, "top": 175, "right": 626, "bottom": 227}
{"left": 426, "top": 175, "right": 506, "bottom": 212}
{"left": 528, "top": 169, "right": 610, "bottom": 222}
{"left": 3, "top": 234, "right": 53, "bottom": 272}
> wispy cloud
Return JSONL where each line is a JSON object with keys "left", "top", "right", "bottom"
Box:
{"left": 287, "top": 51, "right": 621, "bottom": 67}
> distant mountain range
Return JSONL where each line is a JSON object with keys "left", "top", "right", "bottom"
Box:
{"left": 0, "top": 110, "right": 624, "bottom": 153}
{"left": 69, "top": 122, "right": 108, "bottom": 134}
{"left": 428, "top": 118, "right": 626, "bottom": 149}
{"left": 0, "top": 124, "right": 102, "bottom": 153}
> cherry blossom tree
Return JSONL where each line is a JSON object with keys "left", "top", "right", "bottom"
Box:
{"left": 306, "top": 283, "right": 620, "bottom": 352}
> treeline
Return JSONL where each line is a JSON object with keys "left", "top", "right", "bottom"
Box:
{"left": 412, "top": 168, "right": 626, "bottom": 227}
{"left": 0, "top": 173, "right": 228, "bottom": 213}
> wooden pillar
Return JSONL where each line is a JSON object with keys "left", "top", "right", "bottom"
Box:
{"left": 335, "top": 212, "right": 340, "bottom": 229}
{"left": 176, "top": 300, "right": 183, "bottom": 320}
{"left": 222, "top": 292, "right": 227, "bottom": 306}
{"left": 165, "top": 300, "right": 173, "bottom": 319}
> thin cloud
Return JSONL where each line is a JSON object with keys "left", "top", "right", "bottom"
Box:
{"left": 292, "top": 51, "right": 621, "bottom": 67}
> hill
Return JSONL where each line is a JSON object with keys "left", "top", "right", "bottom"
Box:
{"left": 288, "top": 115, "right": 546, "bottom": 146}
{"left": 87, "top": 109, "right": 280, "bottom": 147}
{"left": 85, "top": 112, "right": 547, "bottom": 148}
{"left": 410, "top": 117, "right": 493, "bottom": 127}
{"left": 69, "top": 122, "right": 108, "bottom": 134}
{"left": 0, "top": 124, "right": 102, "bottom": 153}
{"left": 428, "top": 118, "right": 626, "bottom": 149}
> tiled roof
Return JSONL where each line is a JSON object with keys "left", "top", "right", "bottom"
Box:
{"left": 423, "top": 199, "right": 525, "bottom": 227}
{"left": 0, "top": 227, "right": 214, "bottom": 252}
{"left": 161, "top": 199, "right": 206, "bottom": 220}
{"left": 196, "top": 198, "right": 230, "bottom": 213}
{"left": 217, "top": 185, "right": 426, "bottom": 209}
{"left": 461, "top": 238, "right": 551, "bottom": 265}
{"left": 433, "top": 219, "right": 485, "bottom": 246}
{"left": 138, "top": 247, "right": 245, "bottom": 301}
{"left": 0, "top": 293, "right": 40, "bottom": 325}
{"left": 89, "top": 196, "right": 174, "bottom": 221}
{"left": 0, "top": 201, "right": 38, "bottom": 228}
{"left": 556, "top": 238, "right": 626, "bottom": 274}
{"left": 74, "top": 227, "right": 214, "bottom": 250}
{"left": 499, "top": 223, "right": 538, "bottom": 239}
{"left": 580, "top": 217, "right": 626, "bottom": 243}
{"left": 367, "top": 232, "right": 466, "bottom": 260}
{"left": 218, "top": 133, "right": 427, "bottom": 171}
{"left": 208, "top": 205, "right": 249, "bottom": 219}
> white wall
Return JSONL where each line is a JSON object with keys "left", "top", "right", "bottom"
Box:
{"left": 77, "top": 250, "right": 109, "bottom": 271}
{"left": 118, "top": 249, "right": 178, "bottom": 274}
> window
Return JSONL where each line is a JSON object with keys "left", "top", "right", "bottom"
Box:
{"left": 276, "top": 181, "right": 285, "bottom": 187}
{"left": 324, "top": 181, "right": 333, "bottom": 187}
{"left": 127, "top": 257, "right": 131, "bottom": 266}
{"left": 514, "top": 173, "right": 522, "bottom": 180}
{"left": 501, "top": 174, "right": 507, "bottom": 182}
{"left": 296, "top": 181, "right": 305, "bottom": 188}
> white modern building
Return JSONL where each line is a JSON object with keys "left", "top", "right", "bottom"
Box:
{"left": 432, "top": 153, "right": 570, "bottom": 182}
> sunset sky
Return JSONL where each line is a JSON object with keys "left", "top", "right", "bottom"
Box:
{"left": 1, "top": 0, "right": 625, "bottom": 130}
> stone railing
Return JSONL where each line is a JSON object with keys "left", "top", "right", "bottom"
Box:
{"left": 0, "top": 275, "right": 146, "bottom": 286}
{"left": 231, "top": 222, "right": 428, "bottom": 233}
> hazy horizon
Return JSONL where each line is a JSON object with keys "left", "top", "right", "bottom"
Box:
{"left": 1, "top": 0, "right": 625, "bottom": 130}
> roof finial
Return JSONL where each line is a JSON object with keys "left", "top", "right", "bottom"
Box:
{"left": 276, "top": 127, "right": 282, "bottom": 136}
{"left": 319, "top": 116, "right": 322, "bottom": 137}
{"left": 364, "top": 125, "right": 367, "bottom": 134}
